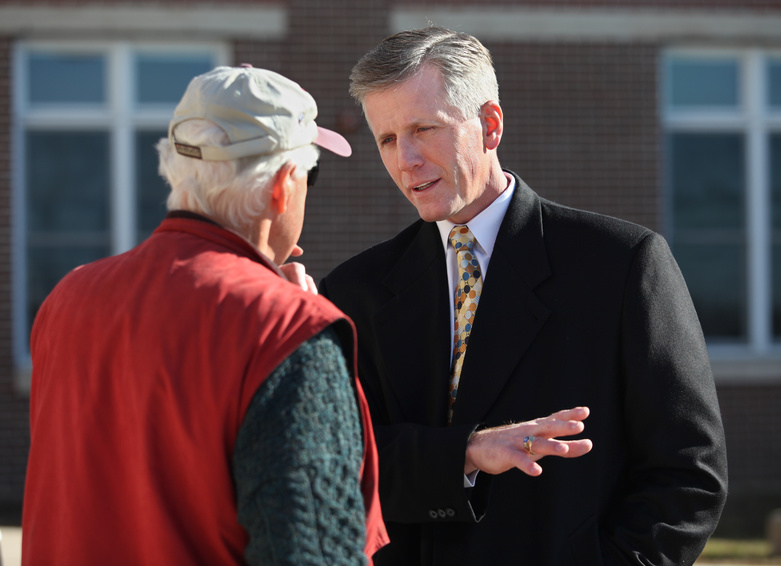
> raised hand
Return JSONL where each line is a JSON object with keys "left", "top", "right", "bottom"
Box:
{"left": 464, "top": 407, "right": 592, "bottom": 477}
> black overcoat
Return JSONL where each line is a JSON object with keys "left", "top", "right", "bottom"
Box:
{"left": 321, "top": 171, "right": 728, "bottom": 566}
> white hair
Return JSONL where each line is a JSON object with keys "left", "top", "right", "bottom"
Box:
{"left": 156, "top": 119, "right": 319, "bottom": 237}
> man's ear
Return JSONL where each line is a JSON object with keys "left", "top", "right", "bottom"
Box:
{"left": 480, "top": 101, "right": 503, "bottom": 151}
{"left": 270, "top": 162, "right": 297, "bottom": 215}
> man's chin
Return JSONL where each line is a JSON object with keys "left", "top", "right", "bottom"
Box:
{"left": 411, "top": 204, "right": 453, "bottom": 223}
{"left": 418, "top": 212, "right": 450, "bottom": 223}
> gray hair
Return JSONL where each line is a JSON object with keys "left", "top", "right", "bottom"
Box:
{"left": 157, "top": 119, "right": 318, "bottom": 238}
{"left": 349, "top": 26, "right": 499, "bottom": 120}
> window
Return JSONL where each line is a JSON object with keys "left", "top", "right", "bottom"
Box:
{"left": 13, "top": 42, "right": 227, "bottom": 370}
{"left": 664, "top": 50, "right": 781, "bottom": 356}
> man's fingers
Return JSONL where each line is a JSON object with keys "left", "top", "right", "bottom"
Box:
{"left": 303, "top": 274, "right": 317, "bottom": 294}
{"left": 526, "top": 437, "right": 593, "bottom": 459}
{"left": 515, "top": 455, "right": 543, "bottom": 477}
{"left": 279, "top": 262, "right": 318, "bottom": 294}
{"left": 546, "top": 406, "right": 590, "bottom": 423}
{"left": 465, "top": 407, "right": 592, "bottom": 477}
{"left": 563, "top": 439, "right": 593, "bottom": 458}
{"left": 532, "top": 417, "right": 586, "bottom": 441}
{"left": 528, "top": 406, "right": 590, "bottom": 439}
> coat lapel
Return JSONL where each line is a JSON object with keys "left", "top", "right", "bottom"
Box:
{"left": 374, "top": 222, "right": 453, "bottom": 426}
{"left": 452, "top": 175, "right": 552, "bottom": 426}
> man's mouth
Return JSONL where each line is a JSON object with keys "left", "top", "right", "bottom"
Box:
{"left": 412, "top": 180, "right": 437, "bottom": 192}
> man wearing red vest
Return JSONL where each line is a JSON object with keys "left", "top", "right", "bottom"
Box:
{"left": 23, "top": 66, "right": 387, "bottom": 565}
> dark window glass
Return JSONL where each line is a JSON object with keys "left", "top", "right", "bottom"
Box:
{"left": 771, "top": 134, "right": 781, "bottom": 338}
{"left": 669, "top": 132, "right": 746, "bottom": 339}
{"left": 668, "top": 57, "right": 738, "bottom": 108}
{"left": 671, "top": 133, "right": 744, "bottom": 232}
{"left": 135, "top": 54, "right": 213, "bottom": 104}
{"left": 26, "top": 130, "right": 110, "bottom": 232}
{"left": 28, "top": 53, "right": 105, "bottom": 104}
{"left": 26, "top": 130, "right": 111, "bottom": 336}
{"left": 768, "top": 60, "right": 781, "bottom": 108}
{"left": 135, "top": 130, "right": 169, "bottom": 241}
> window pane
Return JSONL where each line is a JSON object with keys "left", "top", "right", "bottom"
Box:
{"left": 26, "top": 130, "right": 111, "bottom": 338}
{"left": 135, "top": 54, "right": 214, "bottom": 104}
{"left": 774, "top": 246, "right": 781, "bottom": 341}
{"left": 136, "top": 130, "right": 169, "bottom": 241}
{"left": 28, "top": 53, "right": 105, "bottom": 104}
{"left": 668, "top": 132, "right": 746, "bottom": 340}
{"left": 673, "top": 243, "right": 746, "bottom": 339}
{"left": 669, "top": 133, "right": 745, "bottom": 232}
{"left": 771, "top": 134, "right": 781, "bottom": 337}
{"left": 667, "top": 57, "right": 739, "bottom": 108}
{"left": 26, "top": 131, "right": 110, "bottom": 232}
{"left": 769, "top": 59, "right": 781, "bottom": 109}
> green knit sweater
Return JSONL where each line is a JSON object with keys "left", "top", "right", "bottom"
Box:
{"left": 232, "top": 325, "right": 367, "bottom": 565}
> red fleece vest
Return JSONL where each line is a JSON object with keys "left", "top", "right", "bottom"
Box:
{"left": 23, "top": 216, "right": 387, "bottom": 565}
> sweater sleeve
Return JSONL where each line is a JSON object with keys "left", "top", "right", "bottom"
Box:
{"left": 232, "top": 325, "right": 367, "bottom": 566}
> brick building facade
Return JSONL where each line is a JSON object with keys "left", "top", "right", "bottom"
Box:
{"left": 1, "top": 0, "right": 780, "bottom": 535}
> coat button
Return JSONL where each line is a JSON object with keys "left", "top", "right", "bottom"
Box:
{"left": 428, "top": 510, "right": 438, "bottom": 519}
{"left": 437, "top": 509, "right": 446, "bottom": 518}
{"left": 446, "top": 508, "right": 456, "bottom": 517}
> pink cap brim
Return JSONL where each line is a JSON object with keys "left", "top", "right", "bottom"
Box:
{"left": 315, "top": 126, "right": 352, "bottom": 157}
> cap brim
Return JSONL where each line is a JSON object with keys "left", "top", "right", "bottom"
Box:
{"left": 315, "top": 126, "right": 352, "bottom": 157}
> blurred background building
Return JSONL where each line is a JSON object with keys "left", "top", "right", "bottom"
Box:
{"left": 0, "top": 0, "right": 779, "bottom": 535}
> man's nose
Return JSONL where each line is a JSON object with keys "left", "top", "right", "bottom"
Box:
{"left": 397, "top": 139, "right": 423, "bottom": 171}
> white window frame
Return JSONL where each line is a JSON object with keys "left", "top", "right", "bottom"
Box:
{"left": 12, "top": 40, "right": 229, "bottom": 386}
{"left": 663, "top": 48, "right": 781, "bottom": 376}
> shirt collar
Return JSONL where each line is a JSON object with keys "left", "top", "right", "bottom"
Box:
{"left": 435, "top": 172, "right": 516, "bottom": 256}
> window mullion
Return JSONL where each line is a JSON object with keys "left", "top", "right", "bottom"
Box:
{"left": 11, "top": 43, "right": 30, "bottom": 373}
{"left": 110, "top": 44, "right": 135, "bottom": 256}
{"left": 746, "top": 50, "right": 771, "bottom": 352}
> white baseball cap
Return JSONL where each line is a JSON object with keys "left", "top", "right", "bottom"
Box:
{"left": 169, "top": 65, "right": 351, "bottom": 160}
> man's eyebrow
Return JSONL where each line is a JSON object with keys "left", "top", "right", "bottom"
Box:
{"left": 372, "top": 128, "right": 395, "bottom": 144}
{"left": 374, "top": 120, "right": 429, "bottom": 142}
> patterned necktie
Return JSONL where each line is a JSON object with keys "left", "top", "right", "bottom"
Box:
{"left": 448, "top": 225, "right": 483, "bottom": 424}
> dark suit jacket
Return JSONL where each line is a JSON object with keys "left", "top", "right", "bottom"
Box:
{"left": 320, "top": 172, "right": 728, "bottom": 566}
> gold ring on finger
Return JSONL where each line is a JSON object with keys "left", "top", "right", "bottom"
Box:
{"left": 523, "top": 435, "right": 536, "bottom": 456}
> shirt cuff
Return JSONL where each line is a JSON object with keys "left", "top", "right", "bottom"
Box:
{"left": 463, "top": 470, "right": 479, "bottom": 488}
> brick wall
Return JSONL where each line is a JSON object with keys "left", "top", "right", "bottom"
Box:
{"left": 0, "top": 34, "right": 27, "bottom": 511}
{"left": 717, "top": 384, "right": 781, "bottom": 535}
{"left": 399, "top": 0, "right": 781, "bottom": 7}
{"left": 236, "top": 0, "right": 421, "bottom": 282}
{"left": 491, "top": 41, "right": 660, "bottom": 231}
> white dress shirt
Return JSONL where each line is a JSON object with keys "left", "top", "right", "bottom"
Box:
{"left": 435, "top": 173, "right": 515, "bottom": 487}
{"left": 435, "top": 173, "right": 516, "bottom": 362}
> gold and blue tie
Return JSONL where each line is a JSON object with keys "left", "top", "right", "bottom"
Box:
{"left": 448, "top": 225, "right": 483, "bottom": 424}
